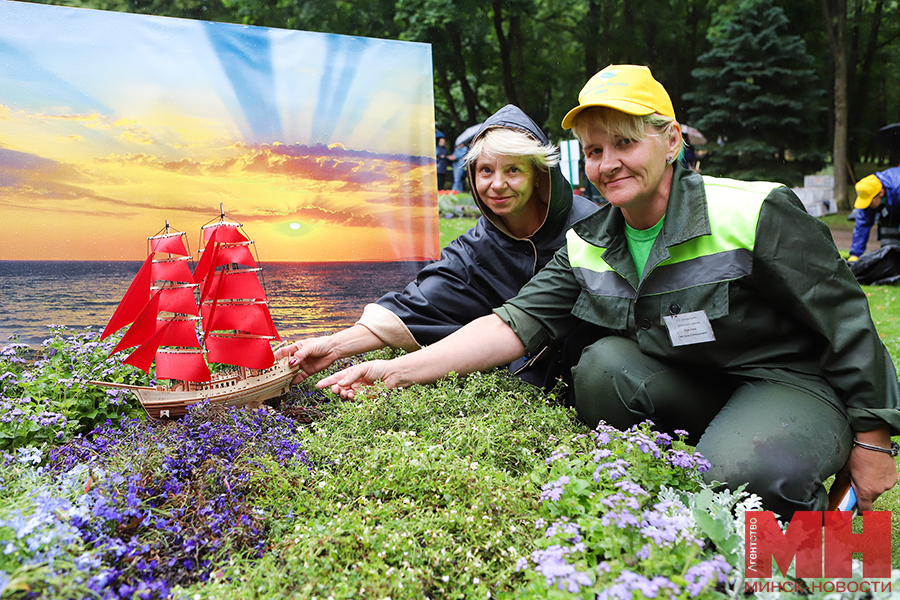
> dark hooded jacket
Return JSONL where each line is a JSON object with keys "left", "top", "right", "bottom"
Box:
{"left": 356, "top": 105, "right": 598, "bottom": 382}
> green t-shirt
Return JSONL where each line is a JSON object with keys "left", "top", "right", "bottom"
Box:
{"left": 624, "top": 216, "right": 664, "bottom": 278}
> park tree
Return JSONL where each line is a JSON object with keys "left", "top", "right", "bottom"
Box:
{"left": 23, "top": 0, "right": 898, "bottom": 183}
{"left": 686, "top": 0, "right": 826, "bottom": 186}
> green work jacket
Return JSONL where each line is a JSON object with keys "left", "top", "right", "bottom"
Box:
{"left": 495, "top": 165, "right": 900, "bottom": 433}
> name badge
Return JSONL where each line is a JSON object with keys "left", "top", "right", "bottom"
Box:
{"left": 662, "top": 310, "right": 716, "bottom": 347}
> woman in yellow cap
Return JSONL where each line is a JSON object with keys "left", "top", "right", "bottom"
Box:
{"left": 848, "top": 167, "right": 900, "bottom": 261}
{"left": 318, "top": 65, "right": 900, "bottom": 520}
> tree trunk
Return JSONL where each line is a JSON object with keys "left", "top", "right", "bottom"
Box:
{"left": 492, "top": 0, "right": 519, "bottom": 106}
{"left": 822, "top": 0, "right": 849, "bottom": 209}
{"left": 583, "top": 0, "right": 601, "bottom": 80}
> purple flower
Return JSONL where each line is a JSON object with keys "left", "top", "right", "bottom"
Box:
{"left": 528, "top": 545, "right": 593, "bottom": 593}
{"left": 614, "top": 481, "right": 648, "bottom": 497}
{"left": 684, "top": 556, "right": 732, "bottom": 596}
{"left": 592, "top": 448, "right": 613, "bottom": 462}
{"left": 540, "top": 475, "right": 570, "bottom": 502}
{"left": 594, "top": 458, "right": 630, "bottom": 482}
{"left": 692, "top": 452, "right": 711, "bottom": 473}
{"left": 545, "top": 449, "right": 570, "bottom": 464}
{"left": 665, "top": 450, "right": 695, "bottom": 469}
{"left": 598, "top": 570, "right": 680, "bottom": 600}
{"left": 544, "top": 519, "right": 581, "bottom": 542}
{"left": 654, "top": 432, "right": 673, "bottom": 447}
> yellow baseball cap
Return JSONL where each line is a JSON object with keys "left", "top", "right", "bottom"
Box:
{"left": 854, "top": 174, "right": 884, "bottom": 209}
{"left": 562, "top": 64, "right": 676, "bottom": 129}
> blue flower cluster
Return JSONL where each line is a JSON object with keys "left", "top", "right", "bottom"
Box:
{"left": 0, "top": 402, "right": 313, "bottom": 599}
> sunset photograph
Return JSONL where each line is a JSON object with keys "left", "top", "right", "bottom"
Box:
{"left": 0, "top": 1, "right": 439, "bottom": 263}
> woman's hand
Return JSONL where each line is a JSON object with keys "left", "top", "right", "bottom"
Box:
{"left": 274, "top": 325, "right": 388, "bottom": 384}
{"left": 275, "top": 337, "right": 339, "bottom": 384}
{"left": 316, "top": 360, "right": 394, "bottom": 399}
{"left": 312, "top": 314, "right": 524, "bottom": 399}
{"left": 834, "top": 428, "right": 898, "bottom": 511}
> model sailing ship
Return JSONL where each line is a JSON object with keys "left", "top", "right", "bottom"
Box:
{"left": 90, "top": 207, "right": 298, "bottom": 419}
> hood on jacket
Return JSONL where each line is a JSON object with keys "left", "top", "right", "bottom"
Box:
{"left": 466, "top": 104, "right": 575, "bottom": 240}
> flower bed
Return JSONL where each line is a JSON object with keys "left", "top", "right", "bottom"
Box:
{"left": 1, "top": 328, "right": 898, "bottom": 599}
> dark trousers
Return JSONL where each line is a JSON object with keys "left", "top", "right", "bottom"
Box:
{"left": 570, "top": 336, "right": 852, "bottom": 519}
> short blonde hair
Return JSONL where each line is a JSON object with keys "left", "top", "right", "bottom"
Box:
{"left": 466, "top": 127, "right": 559, "bottom": 170}
{"left": 570, "top": 107, "right": 684, "bottom": 154}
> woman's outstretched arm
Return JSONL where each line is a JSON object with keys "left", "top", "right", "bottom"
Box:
{"left": 316, "top": 314, "right": 525, "bottom": 399}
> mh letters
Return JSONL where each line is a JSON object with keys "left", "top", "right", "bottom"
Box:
{"left": 745, "top": 511, "right": 891, "bottom": 578}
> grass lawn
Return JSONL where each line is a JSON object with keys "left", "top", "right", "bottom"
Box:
{"left": 860, "top": 285, "right": 900, "bottom": 561}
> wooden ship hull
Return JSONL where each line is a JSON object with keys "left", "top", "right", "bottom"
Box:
{"left": 92, "top": 358, "right": 299, "bottom": 420}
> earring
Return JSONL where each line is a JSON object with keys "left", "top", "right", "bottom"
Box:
{"left": 666, "top": 155, "right": 676, "bottom": 165}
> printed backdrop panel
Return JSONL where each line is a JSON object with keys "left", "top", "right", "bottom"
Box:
{"left": 0, "top": 0, "right": 439, "bottom": 262}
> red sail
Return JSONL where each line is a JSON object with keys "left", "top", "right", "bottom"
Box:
{"left": 152, "top": 259, "right": 194, "bottom": 283}
{"left": 150, "top": 233, "right": 189, "bottom": 256}
{"left": 157, "top": 319, "right": 201, "bottom": 348}
{"left": 157, "top": 286, "right": 200, "bottom": 316}
{"left": 213, "top": 244, "right": 256, "bottom": 268}
{"left": 220, "top": 271, "right": 266, "bottom": 300}
{"left": 156, "top": 350, "right": 211, "bottom": 382}
{"left": 111, "top": 292, "right": 162, "bottom": 354}
{"left": 122, "top": 326, "right": 163, "bottom": 374}
{"left": 201, "top": 270, "right": 266, "bottom": 302}
{"left": 193, "top": 227, "right": 220, "bottom": 284}
{"left": 204, "top": 224, "right": 247, "bottom": 243}
{"left": 101, "top": 254, "right": 154, "bottom": 339}
{"left": 202, "top": 303, "right": 278, "bottom": 337}
{"left": 206, "top": 335, "right": 274, "bottom": 370}
{"left": 114, "top": 311, "right": 200, "bottom": 355}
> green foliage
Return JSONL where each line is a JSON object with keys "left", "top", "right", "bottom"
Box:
{"left": 184, "top": 366, "right": 585, "bottom": 599}
{"left": 686, "top": 0, "right": 826, "bottom": 186}
{"left": 0, "top": 328, "right": 146, "bottom": 450}
{"left": 864, "top": 285, "right": 900, "bottom": 360}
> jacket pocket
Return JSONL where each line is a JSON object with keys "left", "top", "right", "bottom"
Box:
{"left": 657, "top": 281, "right": 730, "bottom": 321}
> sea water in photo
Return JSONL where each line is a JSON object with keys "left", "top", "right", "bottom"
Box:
{"left": 0, "top": 261, "right": 428, "bottom": 346}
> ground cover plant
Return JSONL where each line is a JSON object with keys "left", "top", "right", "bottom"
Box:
{"left": 2, "top": 322, "right": 899, "bottom": 599}
{"left": 0, "top": 218, "right": 899, "bottom": 598}
{"left": 0, "top": 326, "right": 148, "bottom": 451}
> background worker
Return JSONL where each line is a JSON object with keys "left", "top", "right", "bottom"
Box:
{"left": 848, "top": 166, "right": 900, "bottom": 261}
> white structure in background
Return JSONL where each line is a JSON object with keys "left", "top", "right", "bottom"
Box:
{"left": 792, "top": 175, "right": 837, "bottom": 217}
{"left": 560, "top": 139, "right": 580, "bottom": 186}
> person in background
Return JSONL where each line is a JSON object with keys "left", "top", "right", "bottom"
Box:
{"left": 319, "top": 65, "right": 900, "bottom": 520}
{"left": 848, "top": 167, "right": 900, "bottom": 261}
{"left": 436, "top": 136, "right": 452, "bottom": 190}
{"left": 276, "top": 104, "right": 598, "bottom": 389}
{"left": 452, "top": 141, "right": 469, "bottom": 192}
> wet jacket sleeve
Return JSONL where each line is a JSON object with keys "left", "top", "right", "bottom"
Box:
{"left": 751, "top": 188, "right": 900, "bottom": 433}
{"left": 850, "top": 208, "right": 875, "bottom": 258}
{"left": 372, "top": 234, "right": 511, "bottom": 346}
{"left": 494, "top": 247, "right": 583, "bottom": 355}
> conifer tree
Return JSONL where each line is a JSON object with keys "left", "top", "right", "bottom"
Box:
{"left": 685, "top": 0, "right": 825, "bottom": 186}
